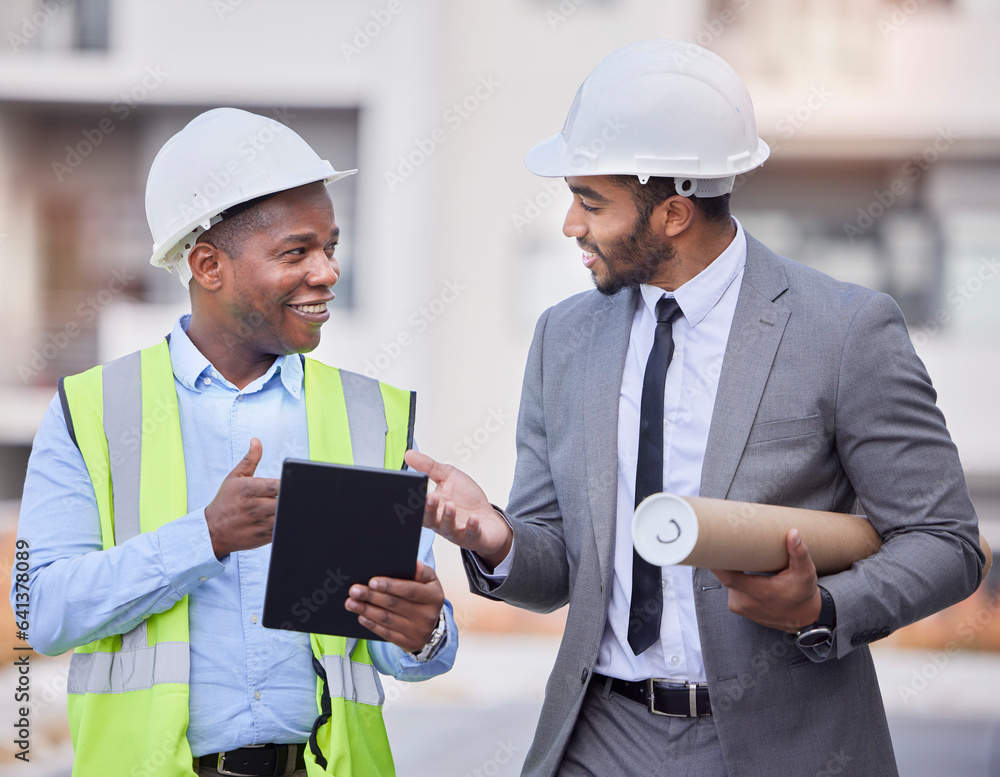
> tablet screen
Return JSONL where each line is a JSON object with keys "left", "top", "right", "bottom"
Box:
{"left": 262, "top": 459, "right": 427, "bottom": 639}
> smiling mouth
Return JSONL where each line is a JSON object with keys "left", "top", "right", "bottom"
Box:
{"left": 289, "top": 302, "right": 327, "bottom": 314}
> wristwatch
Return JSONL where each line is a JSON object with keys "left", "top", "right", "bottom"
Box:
{"left": 411, "top": 608, "right": 447, "bottom": 662}
{"left": 795, "top": 586, "right": 836, "bottom": 649}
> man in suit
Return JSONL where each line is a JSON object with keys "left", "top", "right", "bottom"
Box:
{"left": 406, "top": 40, "right": 983, "bottom": 776}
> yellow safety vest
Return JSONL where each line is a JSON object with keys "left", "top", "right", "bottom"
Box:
{"left": 58, "top": 339, "right": 415, "bottom": 776}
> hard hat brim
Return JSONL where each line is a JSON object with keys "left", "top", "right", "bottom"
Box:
{"left": 524, "top": 133, "right": 770, "bottom": 180}
{"left": 149, "top": 167, "right": 357, "bottom": 268}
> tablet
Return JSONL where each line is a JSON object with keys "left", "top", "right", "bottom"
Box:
{"left": 262, "top": 459, "right": 428, "bottom": 639}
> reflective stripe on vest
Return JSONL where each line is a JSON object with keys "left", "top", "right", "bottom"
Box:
{"left": 59, "top": 341, "right": 413, "bottom": 776}
{"left": 321, "top": 653, "right": 386, "bottom": 707}
{"left": 67, "top": 641, "right": 190, "bottom": 694}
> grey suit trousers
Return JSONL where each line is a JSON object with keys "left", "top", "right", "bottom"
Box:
{"left": 558, "top": 680, "right": 727, "bottom": 777}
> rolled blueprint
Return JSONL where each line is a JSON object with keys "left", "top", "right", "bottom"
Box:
{"left": 632, "top": 493, "right": 993, "bottom": 577}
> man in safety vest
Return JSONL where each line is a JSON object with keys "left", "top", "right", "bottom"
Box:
{"left": 13, "top": 108, "right": 456, "bottom": 777}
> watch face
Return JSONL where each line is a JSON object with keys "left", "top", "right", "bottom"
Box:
{"left": 795, "top": 626, "right": 833, "bottom": 649}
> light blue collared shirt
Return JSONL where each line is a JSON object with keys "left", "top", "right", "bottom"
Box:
{"left": 13, "top": 315, "right": 456, "bottom": 756}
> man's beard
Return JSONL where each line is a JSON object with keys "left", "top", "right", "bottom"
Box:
{"left": 586, "top": 217, "right": 675, "bottom": 296}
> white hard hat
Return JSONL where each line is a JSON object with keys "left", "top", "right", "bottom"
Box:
{"left": 146, "top": 107, "right": 357, "bottom": 286}
{"left": 525, "top": 40, "right": 769, "bottom": 197}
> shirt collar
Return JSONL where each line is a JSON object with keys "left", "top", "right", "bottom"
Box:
{"left": 639, "top": 217, "right": 747, "bottom": 327}
{"left": 168, "top": 314, "right": 304, "bottom": 399}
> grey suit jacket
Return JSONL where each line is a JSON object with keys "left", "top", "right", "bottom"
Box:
{"left": 464, "top": 235, "right": 984, "bottom": 777}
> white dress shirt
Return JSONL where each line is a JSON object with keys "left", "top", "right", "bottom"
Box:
{"left": 482, "top": 218, "right": 746, "bottom": 683}
{"left": 597, "top": 219, "right": 746, "bottom": 682}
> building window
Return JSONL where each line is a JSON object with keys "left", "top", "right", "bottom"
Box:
{"left": 1, "top": 0, "right": 110, "bottom": 55}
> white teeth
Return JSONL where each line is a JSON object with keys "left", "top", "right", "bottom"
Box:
{"left": 583, "top": 250, "right": 598, "bottom": 257}
{"left": 293, "top": 303, "right": 327, "bottom": 314}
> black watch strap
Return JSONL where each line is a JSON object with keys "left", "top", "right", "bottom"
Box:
{"left": 815, "top": 585, "right": 836, "bottom": 629}
{"left": 795, "top": 586, "right": 836, "bottom": 649}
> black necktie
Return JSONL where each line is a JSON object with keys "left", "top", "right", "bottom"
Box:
{"left": 629, "top": 296, "right": 682, "bottom": 655}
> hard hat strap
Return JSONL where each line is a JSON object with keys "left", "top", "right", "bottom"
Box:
{"left": 671, "top": 176, "right": 735, "bottom": 199}
{"left": 162, "top": 215, "right": 222, "bottom": 287}
{"left": 632, "top": 175, "right": 736, "bottom": 198}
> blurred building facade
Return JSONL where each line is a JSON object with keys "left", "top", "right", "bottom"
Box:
{"left": 0, "top": 0, "right": 997, "bottom": 533}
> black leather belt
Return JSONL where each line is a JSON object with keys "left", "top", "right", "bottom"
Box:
{"left": 196, "top": 744, "right": 306, "bottom": 776}
{"left": 591, "top": 672, "right": 711, "bottom": 717}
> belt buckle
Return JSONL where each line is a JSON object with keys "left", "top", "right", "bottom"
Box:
{"left": 218, "top": 744, "right": 278, "bottom": 777}
{"left": 645, "top": 679, "right": 699, "bottom": 717}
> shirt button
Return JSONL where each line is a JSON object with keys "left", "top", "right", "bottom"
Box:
{"left": 671, "top": 656, "right": 680, "bottom": 665}
{"left": 236, "top": 394, "right": 243, "bottom": 402}
{"left": 203, "top": 377, "right": 212, "bottom": 386}
{"left": 198, "top": 576, "right": 207, "bottom": 583}
{"left": 251, "top": 615, "right": 258, "bottom": 624}
{"left": 254, "top": 690, "right": 261, "bottom": 700}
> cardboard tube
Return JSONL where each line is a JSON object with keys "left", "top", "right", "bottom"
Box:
{"left": 633, "top": 494, "right": 993, "bottom": 577}
{"left": 633, "top": 494, "right": 880, "bottom": 574}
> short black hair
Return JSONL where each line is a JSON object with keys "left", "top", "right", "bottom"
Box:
{"left": 608, "top": 175, "right": 731, "bottom": 226}
{"left": 196, "top": 193, "right": 275, "bottom": 258}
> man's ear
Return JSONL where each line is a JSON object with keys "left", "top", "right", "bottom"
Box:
{"left": 651, "top": 195, "right": 696, "bottom": 238}
{"left": 188, "top": 242, "right": 223, "bottom": 291}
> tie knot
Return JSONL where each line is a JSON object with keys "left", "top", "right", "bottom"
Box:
{"left": 656, "top": 296, "right": 681, "bottom": 325}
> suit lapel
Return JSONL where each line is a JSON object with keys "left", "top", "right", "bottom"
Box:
{"left": 583, "top": 289, "right": 637, "bottom": 588}
{"left": 700, "top": 235, "right": 790, "bottom": 500}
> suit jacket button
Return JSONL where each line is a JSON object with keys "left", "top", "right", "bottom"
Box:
{"left": 581, "top": 669, "right": 589, "bottom": 684}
